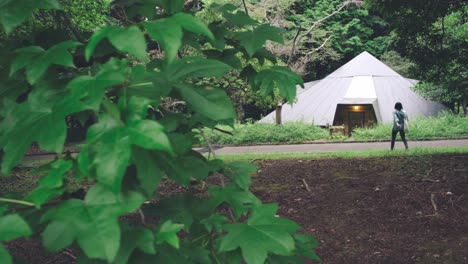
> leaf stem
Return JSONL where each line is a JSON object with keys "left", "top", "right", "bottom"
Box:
{"left": 0, "top": 197, "right": 35, "bottom": 207}
{"left": 198, "top": 127, "right": 225, "bottom": 187}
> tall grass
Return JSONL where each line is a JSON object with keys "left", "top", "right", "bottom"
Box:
{"left": 353, "top": 111, "right": 468, "bottom": 140}
{"left": 197, "top": 112, "right": 468, "bottom": 146}
{"left": 198, "top": 122, "right": 330, "bottom": 145}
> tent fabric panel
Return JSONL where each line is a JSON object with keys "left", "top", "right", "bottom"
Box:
{"left": 373, "top": 77, "right": 447, "bottom": 123}
{"left": 328, "top": 51, "right": 400, "bottom": 78}
{"left": 344, "top": 76, "right": 377, "bottom": 99}
{"left": 259, "top": 78, "right": 352, "bottom": 126}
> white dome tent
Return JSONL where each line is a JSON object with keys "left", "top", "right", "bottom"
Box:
{"left": 259, "top": 51, "right": 446, "bottom": 134}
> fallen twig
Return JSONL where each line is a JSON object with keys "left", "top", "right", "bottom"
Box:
{"left": 430, "top": 193, "right": 439, "bottom": 216}
{"left": 302, "top": 179, "right": 312, "bottom": 193}
{"left": 62, "top": 249, "right": 76, "bottom": 260}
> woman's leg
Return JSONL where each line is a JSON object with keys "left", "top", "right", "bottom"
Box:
{"left": 400, "top": 131, "right": 408, "bottom": 150}
{"left": 391, "top": 130, "right": 398, "bottom": 150}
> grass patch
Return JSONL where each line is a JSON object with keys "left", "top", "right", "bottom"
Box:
{"left": 215, "top": 146, "right": 468, "bottom": 161}
{"left": 197, "top": 122, "right": 331, "bottom": 146}
{"left": 197, "top": 112, "right": 468, "bottom": 146}
{"left": 353, "top": 111, "right": 468, "bottom": 140}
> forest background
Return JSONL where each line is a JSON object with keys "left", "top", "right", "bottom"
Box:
{"left": 1, "top": 0, "right": 466, "bottom": 124}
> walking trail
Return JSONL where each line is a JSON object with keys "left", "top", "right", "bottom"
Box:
{"left": 22, "top": 139, "right": 468, "bottom": 164}
{"left": 197, "top": 139, "right": 468, "bottom": 155}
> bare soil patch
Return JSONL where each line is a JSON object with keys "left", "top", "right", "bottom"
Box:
{"left": 252, "top": 154, "right": 468, "bottom": 264}
{"left": 3, "top": 154, "right": 468, "bottom": 263}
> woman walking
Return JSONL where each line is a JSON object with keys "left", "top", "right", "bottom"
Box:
{"left": 391, "top": 102, "right": 409, "bottom": 150}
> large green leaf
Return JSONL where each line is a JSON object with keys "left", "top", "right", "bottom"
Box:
{"left": 174, "top": 84, "right": 236, "bottom": 122}
{"left": 219, "top": 204, "right": 300, "bottom": 264}
{"left": 11, "top": 41, "right": 81, "bottom": 84}
{"left": 254, "top": 66, "right": 304, "bottom": 102}
{"left": 25, "top": 160, "right": 72, "bottom": 207}
{"left": 0, "top": 244, "right": 12, "bottom": 264}
{"left": 209, "top": 184, "right": 260, "bottom": 219}
{"left": 0, "top": 85, "right": 88, "bottom": 175}
{"left": 86, "top": 26, "right": 147, "bottom": 61}
{"left": 142, "top": 195, "right": 214, "bottom": 230}
{"left": 114, "top": 225, "right": 156, "bottom": 264}
{"left": 93, "top": 128, "right": 131, "bottom": 193}
{"left": 67, "top": 58, "right": 129, "bottom": 111}
{"left": 145, "top": 13, "right": 213, "bottom": 62}
{"left": 156, "top": 220, "right": 184, "bottom": 249}
{"left": 132, "top": 148, "right": 163, "bottom": 196}
{"left": 0, "top": 214, "right": 32, "bottom": 241}
{"left": 145, "top": 19, "right": 182, "bottom": 63}
{"left": 0, "top": 0, "right": 61, "bottom": 34}
{"left": 159, "top": 153, "right": 209, "bottom": 185}
{"left": 234, "top": 24, "right": 285, "bottom": 57}
{"left": 223, "top": 161, "right": 257, "bottom": 191}
{"left": 165, "top": 57, "right": 231, "bottom": 82}
{"left": 128, "top": 120, "right": 172, "bottom": 153}
{"left": 42, "top": 184, "right": 145, "bottom": 261}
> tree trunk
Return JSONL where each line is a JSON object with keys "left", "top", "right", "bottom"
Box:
{"left": 275, "top": 104, "right": 282, "bottom": 125}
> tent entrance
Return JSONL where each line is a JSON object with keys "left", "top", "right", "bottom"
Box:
{"left": 333, "top": 104, "right": 377, "bottom": 136}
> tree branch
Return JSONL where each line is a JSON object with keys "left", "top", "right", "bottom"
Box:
{"left": 241, "top": 0, "right": 250, "bottom": 16}
{"left": 305, "top": 34, "right": 333, "bottom": 55}
{"left": 287, "top": 25, "right": 303, "bottom": 66}
{"left": 288, "top": 1, "right": 361, "bottom": 65}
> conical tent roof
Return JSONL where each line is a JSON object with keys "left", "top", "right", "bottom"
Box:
{"left": 259, "top": 51, "right": 446, "bottom": 126}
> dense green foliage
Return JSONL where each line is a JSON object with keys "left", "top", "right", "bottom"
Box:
{"left": 285, "top": 0, "right": 391, "bottom": 80}
{"left": 0, "top": 1, "right": 319, "bottom": 264}
{"left": 367, "top": 0, "right": 468, "bottom": 111}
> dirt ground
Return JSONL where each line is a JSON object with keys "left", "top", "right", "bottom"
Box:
{"left": 4, "top": 154, "right": 468, "bottom": 263}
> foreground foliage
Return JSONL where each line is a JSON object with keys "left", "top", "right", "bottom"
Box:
{"left": 0, "top": 1, "right": 318, "bottom": 263}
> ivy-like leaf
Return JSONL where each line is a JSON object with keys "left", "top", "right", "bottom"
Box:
{"left": 174, "top": 84, "right": 236, "bottom": 122}
{"left": 156, "top": 220, "right": 184, "bottom": 249}
{"left": 234, "top": 24, "right": 284, "bottom": 57}
{"left": 128, "top": 120, "right": 172, "bottom": 153}
{"left": 0, "top": 85, "right": 89, "bottom": 175}
{"left": 86, "top": 26, "right": 147, "bottom": 61}
{"left": 219, "top": 204, "right": 300, "bottom": 264}
{"left": 159, "top": 152, "right": 209, "bottom": 185}
{"left": 223, "top": 11, "right": 257, "bottom": 27}
{"left": 209, "top": 184, "right": 260, "bottom": 219}
{"left": 114, "top": 224, "right": 156, "bottom": 264}
{"left": 93, "top": 127, "right": 131, "bottom": 193}
{"left": 145, "top": 13, "right": 214, "bottom": 62}
{"left": 67, "top": 58, "right": 129, "bottom": 111}
{"left": 41, "top": 184, "right": 145, "bottom": 261}
{"left": 0, "top": 244, "right": 12, "bottom": 264}
{"left": 11, "top": 41, "right": 81, "bottom": 84}
{"left": 165, "top": 57, "right": 231, "bottom": 82}
{"left": 37, "top": 160, "right": 72, "bottom": 189}
{"left": 254, "top": 66, "right": 304, "bottom": 102}
{"left": 223, "top": 161, "right": 257, "bottom": 191}
{"left": 0, "top": 214, "right": 32, "bottom": 241}
{"left": 0, "top": 0, "right": 61, "bottom": 34}
{"left": 132, "top": 148, "right": 163, "bottom": 196}
{"left": 143, "top": 195, "right": 214, "bottom": 230}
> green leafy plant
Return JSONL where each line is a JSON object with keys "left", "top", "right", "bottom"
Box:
{"left": 0, "top": 1, "right": 318, "bottom": 263}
